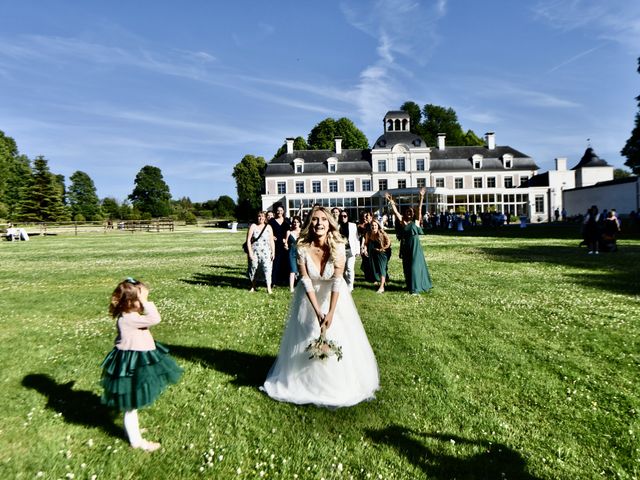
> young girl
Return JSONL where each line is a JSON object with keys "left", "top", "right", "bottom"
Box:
{"left": 100, "top": 278, "right": 182, "bottom": 451}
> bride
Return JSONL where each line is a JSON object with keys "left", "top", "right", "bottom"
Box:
{"left": 261, "top": 206, "right": 379, "bottom": 407}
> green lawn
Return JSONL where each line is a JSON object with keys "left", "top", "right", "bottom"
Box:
{"left": 0, "top": 226, "right": 638, "bottom": 479}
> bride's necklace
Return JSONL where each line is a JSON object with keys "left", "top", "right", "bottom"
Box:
{"left": 311, "top": 243, "right": 330, "bottom": 260}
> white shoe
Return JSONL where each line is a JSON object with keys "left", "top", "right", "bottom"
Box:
{"left": 132, "top": 440, "right": 161, "bottom": 452}
{"left": 588, "top": 251, "right": 593, "bottom": 254}
{"left": 595, "top": 251, "right": 599, "bottom": 255}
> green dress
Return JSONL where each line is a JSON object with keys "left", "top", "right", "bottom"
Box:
{"left": 399, "top": 222, "right": 432, "bottom": 294}
{"left": 367, "top": 239, "right": 388, "bottom": 282}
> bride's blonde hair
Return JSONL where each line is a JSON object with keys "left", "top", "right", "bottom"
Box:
{"left": 298, "top": 206, "right": 345, "bottom": 261}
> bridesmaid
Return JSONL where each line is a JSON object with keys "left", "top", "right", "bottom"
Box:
{"left": 363, "top": 219, "right": 391, "bottom": 293}
{"left": 285, "top": 216, "right": 302, "bottom": 292}
{"left": 385, "top": 187, "right": 432, "bottom": 294}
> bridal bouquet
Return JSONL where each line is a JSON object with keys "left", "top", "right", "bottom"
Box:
{"left": 306, "top": 332, "right": 343, "bottom": 361}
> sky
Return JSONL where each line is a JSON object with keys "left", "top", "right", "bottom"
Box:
{"left": 1, "top": 0, "right": 638, "bottom": 202}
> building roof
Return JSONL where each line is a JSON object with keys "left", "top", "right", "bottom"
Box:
{"left": 566, "top": 175, "right": 638, "bottom": 192}
{"left": 572, "top": 147, "right": 611, "bottom": 169}
{"left": 429, "top": 146, "right": 539, "bottom": 171}
{"left": 266, "top": 149, "right": 372, "bottom": 176}
{"left": 384, "top": 110, "right": 410, "bottom": 119}
{"left": 373, "top": 131, "right": 425, "bottom": 149}
{"left": 527, "top": 171, "right": 549, "bottom": 187}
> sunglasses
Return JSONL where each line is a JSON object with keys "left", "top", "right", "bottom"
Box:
{"left": 125, "top": 277, "right": 140, "bottom": 285}
{"left": 340, "top": 214, "right": 348, "bottom": 217}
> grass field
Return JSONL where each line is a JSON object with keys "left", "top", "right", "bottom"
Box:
{"left": 0, "top": 225, "right": 638, "bottom": 479}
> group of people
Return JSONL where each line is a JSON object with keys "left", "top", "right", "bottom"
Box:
{"left": 581, "top": 205, "right": 621, "bottom": 254}
{"left": 245, "top": 193, "right": 433, "bottom": 295}
{"left": 3, "top": 222, "right": 29, "bottom": 241}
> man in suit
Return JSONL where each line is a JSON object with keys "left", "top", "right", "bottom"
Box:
{"left": 331, "top": 208, "right": 360, "bottom": 291}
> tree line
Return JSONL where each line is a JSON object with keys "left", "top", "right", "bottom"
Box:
{"left": 0, "top": 132, "right": 235, "bottom": 223}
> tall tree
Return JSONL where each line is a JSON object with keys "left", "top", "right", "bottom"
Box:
{"left": 68, "top": 171, "right": 102, "bottom": 220}
{"left": 273, "top": 136, "right": 308, "bottom": 158}
{"left": 128, "top": 165, "right": 172, "bottom": 218}
{"left": 233, "top": 154, "right": 266, "bottom": 221}
{"left": 307, "top": 117, "right": 369, "bottom": 150}
{"left": 101, "top": 197, "right": 121, "bottom": 220}
{"left": 621, "top": 57, "right": 640, "bottom": 174}
{"left": 18, "top": 156, "right": 68, "bottom": 222}
{"left": 400, "top": 102, "right": 484, "bottom": 147}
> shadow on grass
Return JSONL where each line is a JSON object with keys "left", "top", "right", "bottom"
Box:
{"left": 424, "top": 223, "right": 583, "bottom": 240}
{"left": 479, "top": 244, "right": 640, "bottom": 296}
{"left": 181, "top": 264, "right": 248, "bottom": 289}
{"left": 366, "top": 425, "right": 540, "bottom": 479}
{"left": 21, "top": 374, "right": 123, "bottom": 440}
{"left": 165, "top": 344, "right": 275, "bottom": 387}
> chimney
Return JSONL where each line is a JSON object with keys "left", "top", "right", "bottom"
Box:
{"left": 555, "top": 157, "right": 567, "bottom": 171}
{"left": 485, "top": 132, "right": 495, "bottom": 150}
{"left": 437, "top": 133, "right": 445, "bottom": 150}
{"left": 286, "top": 138, "right": 294, "bottom": 154}
{"left": 335, "top": 136, "right": 342, "bottom": 155}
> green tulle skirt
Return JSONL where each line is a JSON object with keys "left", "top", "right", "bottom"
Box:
{"left": 100, "top": 342, "right": 183, "bottom": 411}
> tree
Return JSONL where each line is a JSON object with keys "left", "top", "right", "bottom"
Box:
{"left": 613, "top": 168, "right": 632, "bottom": 179}
{"left": 101, "top": 197, "right": 121, "bottom": 220}
{"left": 214, "top": 195, "right": 236, "bottom": 218}
{"left": 307, "top": 118, "right": 369, "bottom": 150}
{"left": 233, "top": 154, "right": 266, "bottom": 221}
{"left": 128, "top": 165, "right": 172, "bottom": 218}
{"left": 621, "top": 57, "right": 640, "bottom": 174}
{"left": 400, "top": 102, "right": 484, "bottom": 147}
{"left": 273, "top": 136, "right": 308, "bottom": 158}
{"left": 68, "top": 171, "right": 102, "bottom": 221}
{"left": 0, "top": 130, "right": 30, "bottom": 220}
{"left": 18, "top": 156, "right": 68, "bottom": 222}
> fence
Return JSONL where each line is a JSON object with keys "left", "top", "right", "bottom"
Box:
{"left": 2, "top": 219, "right": 177, "bottom": 237}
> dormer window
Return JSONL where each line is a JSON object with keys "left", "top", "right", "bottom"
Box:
{"left": 293, "top": 158, "right": 304, "bottom": 174}
{"left": 472, "top": 154, "right": 483, "bottom": 170}
{"left": 327, "top": 157, "right": 338, "bottom": 173}
{"left": 503, "top": 154, "right": 513, "bottom": 169}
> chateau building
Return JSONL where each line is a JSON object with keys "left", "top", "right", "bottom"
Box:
{"left": 262, "top": 111, "right": 614, "bottom": 222}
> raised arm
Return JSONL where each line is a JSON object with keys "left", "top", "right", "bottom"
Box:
{"left": 385, "top": 192, "right": 403, "bottom": 224}
{"left": 416, "top": 187, "right": 426, "bottom": 223}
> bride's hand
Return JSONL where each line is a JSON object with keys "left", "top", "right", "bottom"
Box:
{"left": 321, "top": 311, "right": 334, "bottom": 330}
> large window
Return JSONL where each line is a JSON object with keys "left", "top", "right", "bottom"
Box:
{"left": 397, "top": 179, "right": 407, "bottom": 189}
{"left": 329, "top": 180, "right": 338, "bottom": 193}
{"left": 504, "top": 176, "right": 513, "bottom": 188}
{"left": 487, "top": 177, "right": 496, "bottom": 188}
{"left": 435, "top": 178, "right": 445, "bottom": 188}
{"left": 416, "top": 159, "right": 425, "bottom": 171}
{"left": 312, "top": 181, "right": 321, "bottom": 193}
{"left": 378, "top": 179, "right": 388, "bottom": 191}
{"left": 377, "top": 160, "right": 387, "bottom": 172}
{"left": 535, "top": 195, "right": 544, "bottom": 213}
{"left": 455, "top": 177, "right": 464, "bottom": 189}
{"left": 295, "top": 181, "right": 305, "bottom": 193}
{"left": 277, "top": 182, "right": 286, "bottom": 194}
{"left": 397, "top": 157, "right": 405, "bottom": 172}
{"left": 345, "top": 180, "right": 355, "bottom": 192}
{"left": 362, "top": 179, "right": 372, "bottom": 191}
{"left": 473, "top": 177, "right": 483, "bottom": 188}
{"left": 417, "top": 178, "right": 426, "bottom": 188}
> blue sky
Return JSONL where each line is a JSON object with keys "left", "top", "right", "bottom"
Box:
{"left": 1, "top": 0, "right": 638, "bottom": 202}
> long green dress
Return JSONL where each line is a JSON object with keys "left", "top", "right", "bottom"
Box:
{"left": 367, "top": 239, "right": 388, "bottom": 282}
{"left": 399, "top": 222, "right": 432, "bottom": 293}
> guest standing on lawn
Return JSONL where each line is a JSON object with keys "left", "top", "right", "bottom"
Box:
{"left": 363, "top": 219, "right": 391, "bottom": 293}
{"left": 269, "top": 203, "right": 291, "bottom": 287}
{"left": 285, "top": 215, "right": 302, "bottom": 292}
{"left": 247, "top": 211, "right": 275, "bottom": 293}
{"left": 385, "top": 187, "right": 433, "bottom": 294}
{"left": 100, "top": 278, "right": 182, "bottom": 452}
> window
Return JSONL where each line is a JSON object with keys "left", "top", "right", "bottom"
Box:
{"left": 328, "top": 163, "right": 337, "bottom": 173}
{"left": 472, "top": 155, "right": 483, "bottom": 169}
{"left": 345, "top": 180, "right": 355, "bottom": 192}
{"left": 535, "top": 195, "right": 544, "bottom": 213}
{"left": 397, "top": 157, "right": 405, "bottom": 172}
{"left": 473, "top": 177, "right": 483, "bottom": 188}
{"left": 277, "top": 182, "right": 286, "bottom": 194}
{"left": 295, "top": 164, "right": 303, "bottom": 173}
{"left": 329, "top": 180, "right": 338, "bottom": 193}
{"left": 417, "top": 178, "right": 426, "bottom": 188}
{"left": 378, "top": 179, "right": 388, "bottom": 191}
{"left": 295, "top": 181, "right": 304, "bottom": 193}
{"left": 362, "top": 179, "right": 372, "bottom": 191}
{"left": 377, "top": 160, "right": 387, "bottom": 172}
{"left": 397, "top": 179, "right": 407, "bottom": 189}
{"left": 416, "top": 159, "right": 425, "bottom": 171}
{"left": 454, "top": 177, "right": 463, "bottom": 189}
{"left": 520, "top": 176, "right": 529, "bottom": 186}
{"left": 503, "top": 154, "right": 513, "bottom": 169}
{"left": 487, "top": 177, "right": 496, "bottom": 188}
{"left": 504, "top": 176, "right": 513, "bottom": 188}
{"left": 435, "top": 178, "right": 444, "bottom": 188}
{"left": 312, "top": 181, "right": 321, "bottom": 193}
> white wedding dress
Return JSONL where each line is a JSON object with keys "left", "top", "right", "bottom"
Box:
{"left": 262, "top": 244, "right": 379, "bottom": 407}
